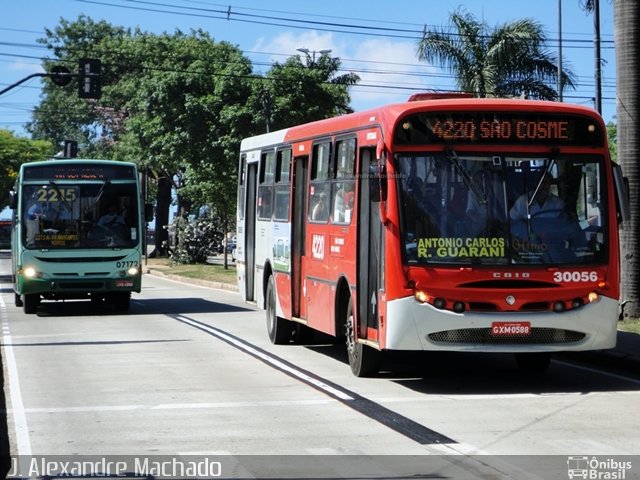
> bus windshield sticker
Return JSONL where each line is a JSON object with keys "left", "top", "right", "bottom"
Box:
{"left": 272, "top": 223, "right": 291, "bottom": 272}
{"left": 417, "top": 237, "right": 506, "bottom": 259}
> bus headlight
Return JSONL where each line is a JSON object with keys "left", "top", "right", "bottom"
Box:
{"left": 127, "top": 266, "right": 139, "bottom": 276}
{"left": 414, "top": 290, "right": 428, "bottom": 303}
{"left": 23, "top": 267, "right": 38, "bottom": 278}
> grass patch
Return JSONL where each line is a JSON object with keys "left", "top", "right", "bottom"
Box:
{"left": 144, "top": 257, "right": 236, "bottom": 285}
{"left": 618, "top": 317, "right": 640, "bottom": 335}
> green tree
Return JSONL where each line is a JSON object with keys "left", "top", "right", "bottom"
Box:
{"left": 258, "top": 52, "right": 359, "bottom": 131}
{"left": 28, "top": 17, "right": 256, "bottom": 258}
{"left": 416, "top": 9, "right": 575, "bottom": 99}
{"left": 28, "top": 15, "right": 131, "bottom": 155}
{"left": 607, "top": 122, "right": 617, "bottom": 162}
{"left": 0, "top": 130, "right": 53, "bottom": 208}
{"left": 114, "top": 30, "right": 255, "bottom": 257}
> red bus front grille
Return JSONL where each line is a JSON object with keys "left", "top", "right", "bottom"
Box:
{"left": 428, "top": 328, "right": 586, "bottom": 345}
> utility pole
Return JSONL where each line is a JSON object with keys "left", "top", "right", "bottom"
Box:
{"left": 557, "top": 0, "right": 563, "bottom": 101}
{"left": 593, "top": 0, "right": 602, "bottom": 113}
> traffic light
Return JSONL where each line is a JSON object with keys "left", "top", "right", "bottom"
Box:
{"left": 64, "top": 140, "right": 78, "bottom": 158}
{"left": 78, "top": 58, "right": 101, "bottom": 99}
{"left": 50, "top": 65, "right": 72, "bottom": 87}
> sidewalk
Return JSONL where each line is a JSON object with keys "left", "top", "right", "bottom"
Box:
{"left": 143, "top": 267, "right": 639, "bottom": 373}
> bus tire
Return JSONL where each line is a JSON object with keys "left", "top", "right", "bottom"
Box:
{"left": 515, "top": 352, "right": 551, "bottom": 373}
{"left": 23, "top": 294, "right": 39, "bottom": 314}
{"left": 345, "top": 297, "right": 382, "bottom": 377}
{"left": 266, "top": 276, "right": 292, "bottom": 344}
{"left": 14, "top": 292, "right": 23, "bottom": 307}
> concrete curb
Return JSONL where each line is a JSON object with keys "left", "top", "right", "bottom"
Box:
{"left": 144, "top": 268, "right": 239, "bottom": 292}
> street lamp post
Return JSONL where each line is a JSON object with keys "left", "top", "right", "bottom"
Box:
{"left": 296, "top": 48, "right": 332, "bottom": 64}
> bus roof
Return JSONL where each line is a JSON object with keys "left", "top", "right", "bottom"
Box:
{"left": 285, "top": 97, "right": 605, "bottom": 141}
{"left": 21, "top": 158, "right": 137, "bottom": 168}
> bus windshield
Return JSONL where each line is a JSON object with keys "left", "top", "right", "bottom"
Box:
{"left": 22, "top": 182, "right": 139, "bottom": 249}
{"left": 397, "top": 153, "right": 607, "bottom": 266}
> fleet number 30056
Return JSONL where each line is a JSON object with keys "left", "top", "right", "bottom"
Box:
{"left": 553, "top": 271, "right": 599, "bottom": 283}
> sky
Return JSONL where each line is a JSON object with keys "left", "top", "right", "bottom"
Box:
{"left": 0, "top": 0, "right": 617, "bottom": 138}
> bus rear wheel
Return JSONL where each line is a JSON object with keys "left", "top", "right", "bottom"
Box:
{"left": 345, "top": 297, "right": 382, "bottom": 377}
{"left": 515, "top": 352, "right": 551, "bottom": 372}
{"left": 23, "top": 294, "right": 39, "bottom": 314}
{"left": 266, "top": 276, "right": 292, "bottom": 344}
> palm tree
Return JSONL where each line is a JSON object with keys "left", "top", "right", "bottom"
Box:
{"left": 416, "top": 9, "right": 575, "bottom": 99}
{"left": 613, "top": 0, "right": 640, "bottom": 319}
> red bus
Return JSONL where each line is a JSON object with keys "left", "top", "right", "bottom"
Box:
{"left": 236, "top": 94, "right": 629, "bottom": 376}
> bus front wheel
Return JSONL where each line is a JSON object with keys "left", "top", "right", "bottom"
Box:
{"left": 266, "top": 276, "right": 292, "bottom": 344}
{"left": 23, "top": 294, "right": 39, "bottom": 314}
{"left": 345, "top": 297, "right": 382, "bottom": 377}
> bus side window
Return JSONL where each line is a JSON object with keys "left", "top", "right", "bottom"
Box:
{"left": 309, "top": 141, "right": 331, "bottom": 223}
{"left": 332, "top": 138, "right": 356, "bottom": 224}
{"left": 274, "top": 148, "right": 292, "bottom": 221}
{"left": 258, "top": 150, "right": 276, "bottom": 220}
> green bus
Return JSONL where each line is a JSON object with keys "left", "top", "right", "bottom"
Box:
{"left": 10, "top": 159, "right": 152, "bottom": 314}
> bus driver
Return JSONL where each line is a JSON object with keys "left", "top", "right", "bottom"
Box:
{"left": 509, "top": 172, "right": 565, "bottom": 220}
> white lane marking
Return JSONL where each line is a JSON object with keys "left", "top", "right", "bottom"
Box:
{"left": 14, "top": 398, "right": 335, "bottom": 414}
{"left": 175, "top": 315, "right": 354, "bottom": 401}
{"left": 553, "top": 359, "right": 640, "bottom": 386}
{"left": 0, "top": 295, "right": 32, "bottom": 455}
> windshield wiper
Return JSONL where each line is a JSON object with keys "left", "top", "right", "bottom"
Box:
{"left": 92, "top": 179, "right": 112, "bottom": 209}
{"left": 446, "top": 149, "right": 486, "bottom": 206}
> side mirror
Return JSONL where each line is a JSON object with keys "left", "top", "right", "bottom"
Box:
{"left": 144, "top": 203, "right": 154, "bottom": 223}
{"left": 368, "top": 162, "right": 388, "bottom": 203}
{"left": 613, "top": 164, "right": 630, "bottom": 224}
{"left": 9, "top": 190, "right": 17, "bottom": 210}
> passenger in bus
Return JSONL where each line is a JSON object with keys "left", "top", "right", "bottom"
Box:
{"left": 25, "top": 199, "right": 43, "bottom": 245}
{"left": 311, "top": 192, "right": 329, "bottom": 221}
{"left": 28, "top": 200, "right": 70, "bottom": 233}
{"left": 465, "top": 170, "right": 506, "bottom": 237}
{"left": 98, "top": 203, "right": 126, "bottom": 227}
{"left": 509, "top": 173, "right": 565, "bottom": 220}
{"left": 333, "top": 183, "right": 354, "bottom": 223}
{"left": 95, "top": 202, "right": 130, "bottom": 246}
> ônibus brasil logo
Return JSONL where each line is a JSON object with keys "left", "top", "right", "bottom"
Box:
{"left": 567, "top": 456, "right": 633, "bottom": 479}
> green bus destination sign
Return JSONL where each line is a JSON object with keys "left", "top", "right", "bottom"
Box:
{"left": 395, "top": 112, "right": 605, "bottom": 147}
{"left": 23, "top": 164, "right": 136, "bottom": 181}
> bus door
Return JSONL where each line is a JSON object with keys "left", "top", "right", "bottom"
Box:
{"left": 291, "top": 155, "right": 308, "bottom": 318}
{"left": 244, "top": 161, "right": 257, "bottom": 301}
{"left": 357, "top": 147, "right": 384, "bottom": 340}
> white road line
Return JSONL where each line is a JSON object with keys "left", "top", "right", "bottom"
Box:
{"left": 553, "top": 358, "right": 640, "bottom": 385}
{"left": 0, "top": 295, "right": 32, "bottom": 456}
{"left": 12, "top": 398, "right": 335, "bottom": 414}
